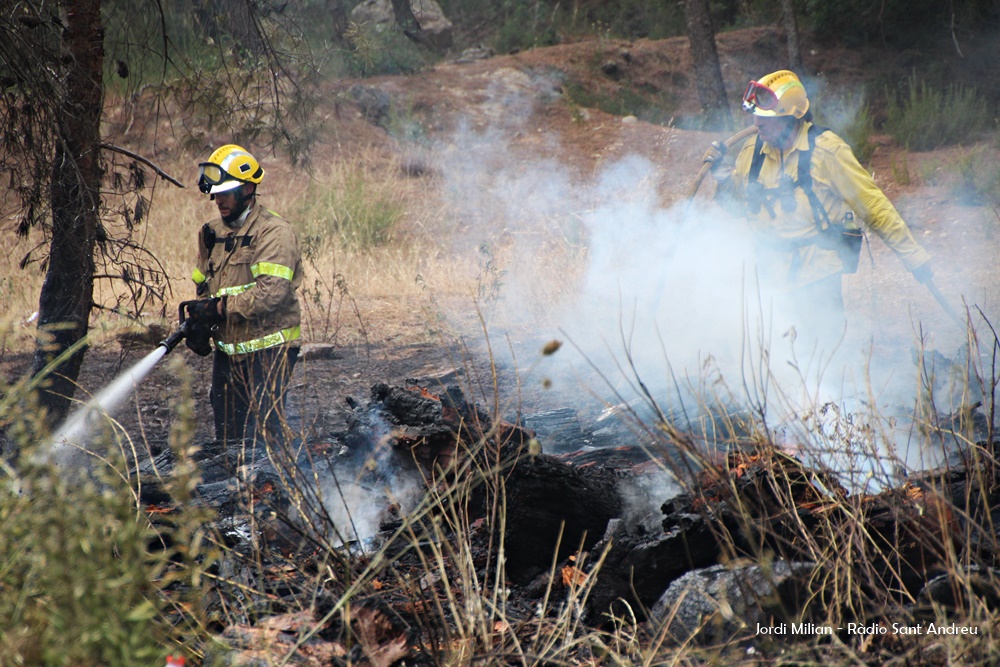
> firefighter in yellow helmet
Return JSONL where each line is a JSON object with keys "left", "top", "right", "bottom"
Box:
{"left": 702, "top": 70, "right": 932, "bottom": 338}
{"left": 185, "top": 144, "right": 303, "bottom": 446}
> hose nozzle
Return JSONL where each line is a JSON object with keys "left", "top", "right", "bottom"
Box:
{"left": 158, "top": 301, "right": 202, "bottom": 354}
{"left": 159, "top": 320, "right": 190, "bottom": 353}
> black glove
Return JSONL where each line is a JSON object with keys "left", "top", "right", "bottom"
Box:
{"left": 185, "top": 297, "right": 225, "bottom": 324}
{"left": 702, "top": 140, "right": 731, "bottom": 181}
{"left": 912, "top": 262, "right": 934, "bottom": 285}
{"left": 184, "top": 321, "right": 214, "bottom": 357}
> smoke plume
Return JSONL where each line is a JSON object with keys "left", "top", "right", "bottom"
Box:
{"left": 431, "top": 94, "right": 994, "bottom": 486}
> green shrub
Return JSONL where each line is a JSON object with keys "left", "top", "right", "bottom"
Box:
{"left": 563, "top": 79, "right": 676, "bottom": 126}
{"left": 805, "top": 0, "right": 958, "bottom": 47}
{"left": 891, "top": 152, "right": 912, "bottom": 186}
{"left": 945, "top": 147, "right": 1000, "bottom": 206}
{"left": 885, "top": 73, "right": 992, "bottom": 151}
{"left": 343, "top": 22, "right": 432, "bottom": 77}
{"left": 839, "top": 101, "right": 876, "bottom": 164}
{"left": 0, "top": 358, "right": 216, "bottom": 666}
{"left": 813, "top": 90, "right": 877, "bottom": 165}
{"left": 0, "top": 472, "right": 165, "bottom": 664}
{"left": 441, "top": 0, "right": 771, "bottom": 44}
{"left": 297, "top": 168, "right": 404, "bottom": 249}
{"left": 384, "top": 98, "right": 430, "bottom": 145}
{"left": 492, "top": 0, "right": 560, "bottom": 54}
{"left": 570, "top": 0, "right": 687, "bottom": 39}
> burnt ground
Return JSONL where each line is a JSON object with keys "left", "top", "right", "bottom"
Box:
{"left": 3, "top": 24, "right": 1000, "bottom": 464}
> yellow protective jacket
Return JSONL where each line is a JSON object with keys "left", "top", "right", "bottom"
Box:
{"left": 191, "top": 203, "right": 303, "bottom": 356}
{"left": 717, "top": 121, "right": 930, "bottom": 287}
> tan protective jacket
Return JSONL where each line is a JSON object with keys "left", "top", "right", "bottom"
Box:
{"left": 191, "top": 203, "right": 303, "bottom": 356}
{"left": 718, "top": 121, "right": 930, "bottom": 287}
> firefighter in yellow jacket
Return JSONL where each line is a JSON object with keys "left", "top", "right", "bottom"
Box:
{"left": 703, "top": 70, "right": 932, "bottom": 334}
{"left": 185, "top": 144, "right": 303, "bottom": 445}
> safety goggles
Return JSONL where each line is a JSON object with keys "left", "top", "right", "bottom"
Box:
{"left": 198, "top": 162, "right": 238, "bottom": 194}
{"left": 742, "top": 80, "right": 779, "bottom": 112}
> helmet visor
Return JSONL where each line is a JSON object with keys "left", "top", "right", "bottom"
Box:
{"left": 742, "top": 81, "right": 779, "bottom": 113}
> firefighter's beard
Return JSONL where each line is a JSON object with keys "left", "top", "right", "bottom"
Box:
{"left": 222, "top": 191, "right": 252, "bottom": 226}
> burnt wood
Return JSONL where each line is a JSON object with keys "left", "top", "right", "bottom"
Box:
{"left": 501, "top": 453, "right": 625, "bottom": 584}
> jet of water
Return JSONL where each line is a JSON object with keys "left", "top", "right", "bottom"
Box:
{"left": 45, "top": 346, "right": 168, "bottom": 460}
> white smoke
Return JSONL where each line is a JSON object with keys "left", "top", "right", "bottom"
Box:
{"left": 319, "top": 472, "right": 423, "bottom": 547}
{"left": 319, "top": 414, "right": 425, "bottom": 547}
{"left": 620, "top": 468, "right": 683, "bottom": 530}
{"left": 428, "top": 81, "right": 987, "bottom": 487}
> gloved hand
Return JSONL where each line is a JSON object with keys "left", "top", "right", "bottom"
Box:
{"left": 702, "top": 140, "right": 731, "bottom": 181}
{"left": 185, "top": 297, "right": 225, "bottom": 324}
{"left": 184, "top": 321, "right": 214, "bottom": 357}
{"left": 912, "top": 262, "right": 934, "bottom": 285}
{"left": 703, "top": 140, "right": 727, "bottom": 165}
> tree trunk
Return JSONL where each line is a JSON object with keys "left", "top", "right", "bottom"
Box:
{"left": 681, "top": 0, "right": 733, "bottom": 129}
{"left": 390, "top": 0, "right": 422, "bottom": 42}
{"left": 327, "top": 0, "right": 348, "bottom": 43}
{"left": 31, "top": 0, "right": 104, "bottom": 428}
{"left": 779, "top": 0, "right": 804, "bottom": 72}
{"left": 226, "top": 0, "right": 265, "bottom": 58}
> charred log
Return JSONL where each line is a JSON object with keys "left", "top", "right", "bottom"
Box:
{"left": 130, "top": 378, "right": 1000, "bottom": 649}
{"left": 343, "top": 382, "right": 533, "bottom": 476}
{"left": 583, "top": 448, "right": 980, "bottom": 625}
{"left": 502, "top": 452, "right": 625, "bottom": 584}
{"left": 584, "top": 513, "right": 718, "bottom": 624}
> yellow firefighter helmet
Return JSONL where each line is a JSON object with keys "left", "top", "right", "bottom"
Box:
{"left": 197, "top": 144, "right": 265, "bottom": 195}
{"left": 742, "top": 70, "right": 810, "bottom": 119}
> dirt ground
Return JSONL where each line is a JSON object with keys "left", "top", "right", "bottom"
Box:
{"left": 4, "top": 25, "right": 999, "bottom": 455}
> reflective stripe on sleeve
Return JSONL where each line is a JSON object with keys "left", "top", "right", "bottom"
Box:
{"left": 252, "top": 261, "right": 294, "bottom": 280}
{"left": 216, "top": 325, "right": 301, "bottom": 356}
{"left": 192, "top": 268, "right": 207, "bottom": 284}
{"left": 214, "top": 282, "right": 256, "bottom": 297}
{"left": 210, "top": 262, "right": 291, "bottom": 297}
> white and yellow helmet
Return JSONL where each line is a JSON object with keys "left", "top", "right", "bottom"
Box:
{"left": 742, "top": 70, "right": 810, "bottom": 119}
{"left": 197, "top": 144, "right": 264, "bottom": 194}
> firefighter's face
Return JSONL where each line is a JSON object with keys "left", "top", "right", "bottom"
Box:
{"left": 215, "top": 184, "right": 253, "bottom": 224}
{"left": 754, "top": 115, "right": 799, "bottom": 149}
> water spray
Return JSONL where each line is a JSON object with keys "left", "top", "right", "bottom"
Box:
{"left": 46, "top": 301, "right": 211, "bottom": 457}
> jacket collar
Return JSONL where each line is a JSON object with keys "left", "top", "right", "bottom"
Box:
{"left": 224, "top": 199, "right": 257, "bottom": 230}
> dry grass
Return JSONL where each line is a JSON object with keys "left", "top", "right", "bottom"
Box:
{"left": 3, "top": 294, "right": 1000, "bottom": 665}
{"left": 209, "top": 331, "right": 1000, "bottom": 666}
{"left": 2, "top": 143, "right": 584, "bottom": 356}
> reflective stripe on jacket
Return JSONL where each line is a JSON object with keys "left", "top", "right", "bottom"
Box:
{"left": 718, "top": 121, "right": 931, "bottom": 287}
{"left": 192, "top": 204, "right": 302, "bottom": 356}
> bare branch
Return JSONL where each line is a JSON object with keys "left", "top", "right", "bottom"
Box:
{"left": 100, "top": 143, "right": 186, "bottom": 189}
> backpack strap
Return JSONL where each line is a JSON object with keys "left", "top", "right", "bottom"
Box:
{"left": 745, "top": 134, "right": 774, "bottom": 216}
{"left": 747, "top": 124, "right": 865, "bottom": 274}
{"left": 748, "top": 133, "right": 765, "bottom": 185}
{"left": 747, "top": 124, "right": 834, "bottom": 227}
{"left": 795, "top": 124, "right": 833, "bottom": 230}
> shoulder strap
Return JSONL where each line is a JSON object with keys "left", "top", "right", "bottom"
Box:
{"left": 797, "top": 124, "right": 833, "bottom": 229}
{"left": 747, "top": 125, "right": 836, "bottom": 230}
{"left": 748, "top": 134, "right": 765, "bottom": 185}
{"left": 794, "top": 124, "right": 826, "bottom": 190}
